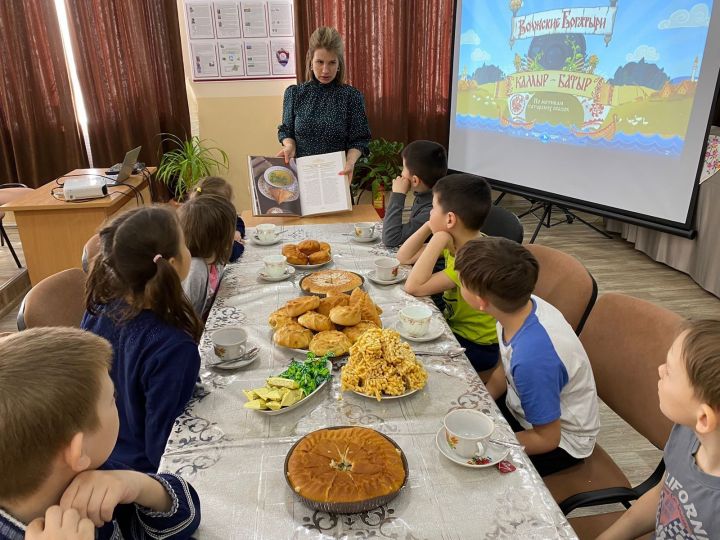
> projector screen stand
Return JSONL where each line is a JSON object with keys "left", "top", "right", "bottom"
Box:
{"left": 518, "top": 201, "right": 612, "bottom": 244}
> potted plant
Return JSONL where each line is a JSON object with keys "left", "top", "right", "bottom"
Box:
{"left": 351, "top": 138, "right": 404, "bottom": 215}
{"left": 156, "top": 133, "right": 229, "bottom": 201}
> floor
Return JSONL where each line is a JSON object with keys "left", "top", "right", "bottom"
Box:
{"left": 1, "top": 199, "right": 718, "bottom": 520}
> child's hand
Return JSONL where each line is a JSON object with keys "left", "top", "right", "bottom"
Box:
{"left": 428, "top": 230, "right": 452, "bottom": 246}
{"left": 392, "top": 175, "right": 411, "bottom": 194}
{"left": 25, "top": 506, "right": 95, "bottom": 539}
{"left": 234, "top": 231, "right": 245, "bottom": 244}
{"left": 59, "top": 470, "right": 144, "bottom": 527}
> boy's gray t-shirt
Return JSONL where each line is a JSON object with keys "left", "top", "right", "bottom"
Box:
{"left": 654, "top": 424, "right": 720, "bottom": 539}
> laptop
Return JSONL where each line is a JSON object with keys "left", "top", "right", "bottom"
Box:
{"left": 106, "top": 146, "right": 142, "bottom": 185}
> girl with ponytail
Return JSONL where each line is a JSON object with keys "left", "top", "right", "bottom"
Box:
{"left": 82, "top": 206, "right": 202, "bottom": 473}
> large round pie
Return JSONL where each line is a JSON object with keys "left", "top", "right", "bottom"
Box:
{"left": 300, "top": 270, "right": 364, "bottom": 296}
{"left": 286, "top": 427, "right": 406, "bottom": 507}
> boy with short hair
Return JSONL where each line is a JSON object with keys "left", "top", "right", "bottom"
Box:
{"left": 454, "top": 237, "right": 600, "bottom": 476}
{"left": 598, "top": 320, "right": 720, "bottom": 539}
{"left": 0, "top": 328, "right": 201, "bottom": 539}
{"left": 398, "top": 173, "right": 499, "bottom": 374}
{"left": 382, "top": 140, "right": 448, "bottom": 247}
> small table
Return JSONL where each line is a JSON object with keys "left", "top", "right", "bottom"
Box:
{"left": 1, "top": 169, "right": 152, "bottom": 285}
{"left": 241, "top": 204, "right": 379, "bottom": 227}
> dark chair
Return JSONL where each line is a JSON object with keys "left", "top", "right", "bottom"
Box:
{"left": 0, "top": 183, "right": 33, "bottom": 268}
{"left": 17, "top": 268, "right": 86, "bottom": 330}
{"left": 480, "top": 206, "right": 524, "bottom": 243}
{"left": 525, "top": 244, "right": 597, "bottom": 335}
{"left": 543, "top": 293, "right": 682, "bottom": 534}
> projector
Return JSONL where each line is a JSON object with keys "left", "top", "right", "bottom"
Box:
{"left": 63, "top": 177, "right": 108, "bottom": 201}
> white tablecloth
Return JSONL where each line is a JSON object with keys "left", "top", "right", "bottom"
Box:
{"left": 159, "top": 223, "right": 577, "bottom": 539}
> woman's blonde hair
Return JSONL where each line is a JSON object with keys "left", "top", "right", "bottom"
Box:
{"left": 305, "top": 26, "right": 345, "bottom": 84}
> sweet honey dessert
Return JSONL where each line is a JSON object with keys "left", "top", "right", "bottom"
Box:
{"left": 286, "top": 427, "right": 406, "bottom": 504}
{"left": 301, "top": 270, "right": 364, "bottom": 296}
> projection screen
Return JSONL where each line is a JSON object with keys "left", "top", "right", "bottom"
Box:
{"left": 448, "top": 0, "right": 720, "bottom": 233}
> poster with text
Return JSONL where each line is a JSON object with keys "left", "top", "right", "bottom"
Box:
{"left": 191, "top": 41, "right": 220, "bottom": 78}
{"left": 219, "top": 40, "right": 245, "bottom": 76}
{"left": 245, "top": 40, "right": 271, "bottom": 76}
{"left": 186, "top": 2, "right": 215, "bottom": 39}
{"left": 270, "top": 39, "right": 295, "bottom": 75}
{"left": 214, "top": 2, "right": 241, "bottom": 38}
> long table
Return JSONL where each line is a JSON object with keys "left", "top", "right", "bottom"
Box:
{"left": 159, "top": 222, "right": 577, "bottom": 539}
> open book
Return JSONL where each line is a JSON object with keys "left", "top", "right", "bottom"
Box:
{"left": 248, "top": 151, "right": 353, "bottom": 217}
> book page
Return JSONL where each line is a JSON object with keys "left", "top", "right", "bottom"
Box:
{"left": 247, "top": 156, "right": 301, "bottom": 216}
{"left": 297, "top": 152, "right": 352, "bottom": 216}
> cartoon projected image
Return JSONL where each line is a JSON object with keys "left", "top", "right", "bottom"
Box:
{"left": 456, "top": 1, "right": 713, "bottom": 155}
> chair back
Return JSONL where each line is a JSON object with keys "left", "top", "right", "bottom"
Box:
{"left": 580, "top": 293, "right": 681, "bottom": 450}
{"left": 525, "top": 244, "right": 597, "bottom": 334}
{"left": 17, "top": 268, "right": 86, "bottom": 330}
{"left": 480, "top": 206, "right": 524, "bottom": 243}
{"left": 81, "top": 233, "right": 102, "bottom": 273}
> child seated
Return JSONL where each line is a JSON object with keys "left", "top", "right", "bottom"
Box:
{"left": 598, "top": 320, "right": 720, "bottom": 539}
{"left": 398, "top": 174, "right": 499, "bottom": 375}
{"left": 178, "top": 194, "right": 237, "bottom": 317}
{"left": 455, "top": 237, "right": 600, "bottom": 476}
{"left": 191, "top": 176, "right": 246, "bottom": 261}
{"left": 382, "top": 140, "right": 447, "bottom": 247}
{"left": 82, "top": 206, "right": 203, "bottom": 473}
{"left": 0, "top": 328, "right": 200, "bottom": 539}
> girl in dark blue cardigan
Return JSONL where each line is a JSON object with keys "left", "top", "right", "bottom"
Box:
{"left": 82, "top": 206, "right": 203, "bottom": 473}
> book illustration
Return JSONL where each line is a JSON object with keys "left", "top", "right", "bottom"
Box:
{"left": 249, "top": 156, "right": 301, "bottom": 215}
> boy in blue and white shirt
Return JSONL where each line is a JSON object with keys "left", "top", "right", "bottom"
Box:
{"left": 455, "top": 236, "right": 599, "bottom": 476}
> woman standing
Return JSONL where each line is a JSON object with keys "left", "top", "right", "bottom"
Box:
{"left": 277, "top": 27, "right": 371, "bottom": 179}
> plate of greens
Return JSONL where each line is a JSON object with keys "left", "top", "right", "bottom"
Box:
{"left": 242, "top": 353, "right": 333, "bottom": 415}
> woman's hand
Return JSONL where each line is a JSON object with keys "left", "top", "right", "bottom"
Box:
{"left": 338, "top": 160, "right": 356, "bottom": 182}
{"left": 276, "top": 139, "right": 296, "bottom": 164}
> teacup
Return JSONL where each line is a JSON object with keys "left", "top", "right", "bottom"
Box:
{"left": 263, "top": 254, "right": 287, "bottom": 278}
{"left": 399, "top": 305, "right": 433, "bottom": 337}
{"left": 354, "top": 222, "right": 375, "bottom": 239}
{"left": 375, "top": 257, "right": 400, "bottom": 281}
{"left": 443, "top": 409, "right": 495, "bottom": 459}
{"left": 256, "top": 223, "right": 278, "bottom": 242}
{"left": 212, "top": 327, "right": 248, "bottom": 361}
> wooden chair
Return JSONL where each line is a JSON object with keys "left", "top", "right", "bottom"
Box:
{"left": 81, "top": 233, "right": 101, "bottom": 273}
{"left": 481, "top": 205, "right": 524, "bottom": 243}
{"left": 525, "top": 244, "right": 597, "bottom": 334}
{"left": 0, "top": 184, "right": 33, "bottom": 268}
{"left": 542, "top": 293, "right": 682, "bottom": 537}
{"left": 16, "top": 268, "right": 86, "bottom": 330}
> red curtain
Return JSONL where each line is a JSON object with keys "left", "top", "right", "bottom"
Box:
{"left": 64, "top": 0, "right": 190, "bottom": 169}
{"left": 295, "top": 0, "right": 454, "bottom": 146}
{"left": 0, "top": 1, "right": 88, "bottom": 187}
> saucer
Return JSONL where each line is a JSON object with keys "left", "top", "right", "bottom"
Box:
{"left": 435, "top": 427, "right": 510, "bottom": 468}
{"left": 394, "top": 318, "right": 445, "bottom": 342}
{"left": 258, "top": 265, "right": 295, "bottom": 282}
{"left": 205, "top": 345, "right": 259, "bottom": 370}
{"left": 366, "top": 268, "right": 408, "bottom": 285}
{"left": 351, "top": 233, "right": 379, "bottom": 243}
{"left": 251, "top": 234, "right": 281, "bottom": 246}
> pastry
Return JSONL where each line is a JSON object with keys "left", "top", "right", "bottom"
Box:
{"left": 309, "top": 330, "right": 352, "bottom": 357}
{"left": 282, "top": 244, "right": 298, "bottom": 257}
{"left": 350, "top": 288, "right": 382, "bottom": 327}
{"left": 285, "top": 248, "right": 309, "bottom": 266}
{"left": 286, "top": 427, "right": 406, "bottom": 504}
{"left": 329, "top": 304, "right": 361, "bottom": 327}
{"left": 298, "top": 240, "right": 321, "bottom": 255}
{"left": 274, "top": 322, "right": 313, "bottom": 349}
{"left": 268, "top": 308, "right": 296, "bottom": 329}
{"left": 308, "top": 249, "right": 331, "bottom": 265}
{"left": 317, "top": 294, "right": 350, "bottom": 316}
{"left": 301, "top": 270, "right": 364, "bottom": 296}
{"left": 319, "top": 242, "right": 331, "bottom": 253}
{"left": 341, "top": 321, "right": 378, "bottom": 344}
{"left": 298, "top": 311, "right": 336, "bottom": 332}
{"left": 285, "top": 296, "right": 321, "bottom": 317}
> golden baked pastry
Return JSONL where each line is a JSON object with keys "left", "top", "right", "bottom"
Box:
{"left": 308, "top": 249, "right": 331, "bottom": 265}
{"left": 281, "top": 244, "right": 298, "bottom": 257}
{"left": 317, "top": 294, "right": 350, "bottom": 316}
{"left": 274, "top": 322, "right": 313, "bottom": 349}
{"left": 298, "top": 240, "right": 321, "bottom": 255}
{"left": 286, "top": 427, "right": 406, "bottom": 504}
{"left": 309, "top": 330, "right": 352, "bottom": 357}
{"left": 301, "top": 270, "right": 364, "bottom": 296}
{"left": 268, "top": 308, "right": 296, "bottom": 329}
{"left": 342, "top": 321, "right": 378, "bottom": 344}
{"left": 298, "top": 311, "right": 336, "bottom": 332}
{"left": 319, "top": 242, "right": 331, "bottom": 253}
{"left": 350, "top": 288, "right": 382, "bottom": 327}
{"left": 329, "top": 304, "right": 361, "bottom": 327}
{"left": 285, "top": 248, "right": 308, "bottom": 266}
{"left": 285, "top": 296, "right": 321, "bottom": 317}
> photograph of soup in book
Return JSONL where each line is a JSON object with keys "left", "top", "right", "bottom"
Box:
{"left": 248, "top": 151, "right": 353, "bottom": 217}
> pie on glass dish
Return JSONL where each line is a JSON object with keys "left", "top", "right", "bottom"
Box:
{"left": 285, "top": 426, "right": 408, "bottom": 513}
{"left": 300, "top": 269, "right": 364, "bottom": 296}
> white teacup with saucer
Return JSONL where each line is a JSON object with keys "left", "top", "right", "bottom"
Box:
{"left": 443, "top": 409, "right": 495, "bottom": 459}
